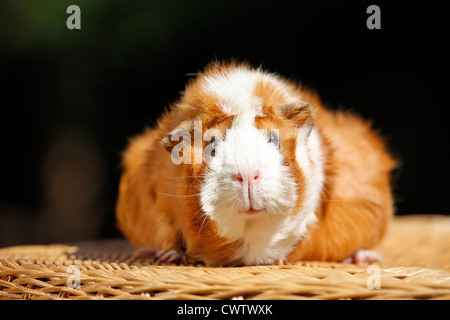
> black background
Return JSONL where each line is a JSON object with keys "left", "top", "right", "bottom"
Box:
{"left": 0, "top": 0, "right": 448, "bottom": 246}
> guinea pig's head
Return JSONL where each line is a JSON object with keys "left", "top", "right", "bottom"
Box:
{"left": 161, "top": 62, "right": 321, "bottom": 244}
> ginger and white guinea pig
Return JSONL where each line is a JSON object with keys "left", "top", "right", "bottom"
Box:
{"left": 116, "top": 61, "right": 396, "bottom": 266}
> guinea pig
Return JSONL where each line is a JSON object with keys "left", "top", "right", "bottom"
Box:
{"left": 116, "top": 60, "right": 396, "bottom": 266}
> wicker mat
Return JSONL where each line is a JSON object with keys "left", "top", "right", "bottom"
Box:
{"left": 0, "top": 215, "right": 449, "bottom": 300}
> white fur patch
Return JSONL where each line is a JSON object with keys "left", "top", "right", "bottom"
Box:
{"left": 292, "top": 127, "right": 324, "bottom": 233}
{"left": 198, "top": 67, "right": 324, "bottom": 265}
{"left": 200, "top": 66, "right": 298, "bottom": 116}
{"left": 200, "top": 112, "right": 299, "bottom": 264}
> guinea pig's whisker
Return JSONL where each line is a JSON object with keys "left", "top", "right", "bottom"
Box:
{"left": 229, "top": 197, "right": 241, "bottom": 210}
{"left": 153, "top": 191, "right": 201, "bottom": 198}
{"left": 268, "top": 204, "right": 281, "bottom": 226}
{"left": 198, "top": 215, "right": 213, "bottom": 236}
{"left": 161, "top": 182, "right": 200, "bottom": 189}
{"left": 269, "top": 201, "right": 284, "bottom": 215}
{"left": 183, "top": 207, "right": 204, "bottom": 234}
{"left": 168, "top": 175, "right": 209, "bottom": 179}
{"left": 140, "top": 117, "right": 170, "bottom": 133}
{"left": 269, "top": 202, "right": 288, "bottom": 222}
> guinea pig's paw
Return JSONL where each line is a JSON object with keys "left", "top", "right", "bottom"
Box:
{"left": 132, "top": 246, "right": 158, "bottom": 260}
{"left": 342, "top": 249, "right": 384, "bottom": 265}
{"left": 274, "top": 259, "right": 287, "bottom": 265}
{"left": 154, "top": 249, "right": 188, "bottom": 265}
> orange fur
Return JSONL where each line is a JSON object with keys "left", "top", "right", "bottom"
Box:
{"left": 287, "top": 106, "right": 396, "bottom": 262}
{"left": 116, "top": 61, "right": 396, "bottom": 265}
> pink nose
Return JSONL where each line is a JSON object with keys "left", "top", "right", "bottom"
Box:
{"left": 236, "top": 170, "right": 261, "bottom": 185}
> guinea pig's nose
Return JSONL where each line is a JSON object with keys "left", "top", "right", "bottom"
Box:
{"left": 236, "top": 170, "right": 261, "bottom": 185}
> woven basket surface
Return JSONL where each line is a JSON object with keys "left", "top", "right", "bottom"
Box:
{"left": 1, "top": 215, "right": 449, "bottom": 300}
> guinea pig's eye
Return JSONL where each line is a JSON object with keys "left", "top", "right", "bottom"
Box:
{"left": 268, "top": 130, "right": 280, "bottom": 149}
{"left": 209, "top": 139, "right": 217, "bottom": 157}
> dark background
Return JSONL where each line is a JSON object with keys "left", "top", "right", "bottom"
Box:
{"left": 0, "top": 0, "right": 448, "bottom": 247}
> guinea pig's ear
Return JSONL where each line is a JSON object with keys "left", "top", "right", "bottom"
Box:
{"left": 160, "top": 120, "right": 195, "bottom": 152}
{"left": 278, "top": 101, "right": 315, "bottom": 133}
